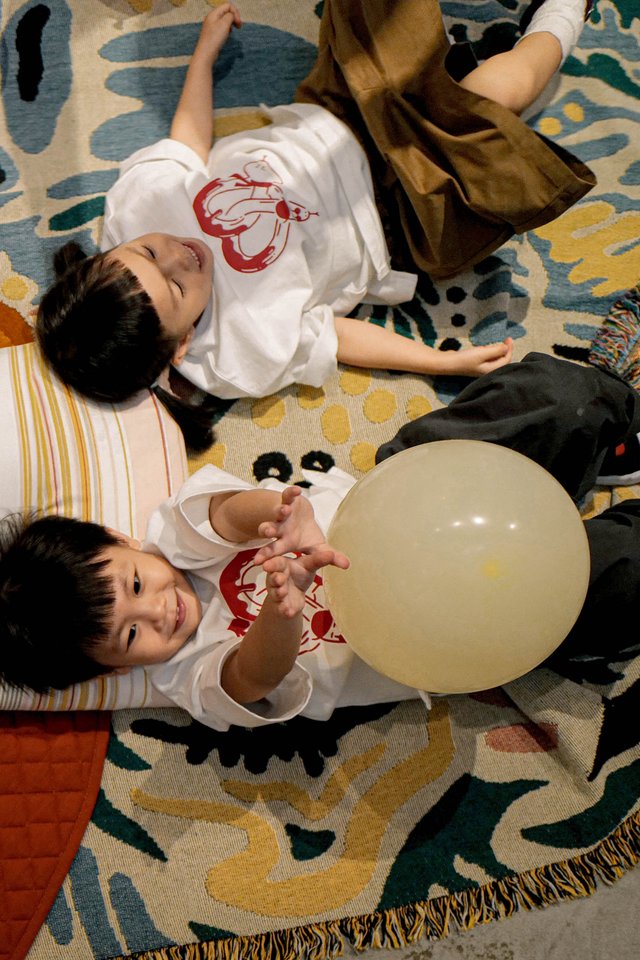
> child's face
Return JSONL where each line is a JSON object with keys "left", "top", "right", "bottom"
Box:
{"left": 107, "top": 232, "right": 214, "bottom": 364}
{"left": 92, "top": 537, "right": 202, "bottom": 671}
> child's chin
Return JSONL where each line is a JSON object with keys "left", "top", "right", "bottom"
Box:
{"left": 173, "top": 629, "right": 196, "bottom": 655}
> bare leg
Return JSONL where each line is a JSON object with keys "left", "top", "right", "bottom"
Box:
{"left": 459, "top": 0, "right": 591, "bottom": 114}
{"left": 459, "top": 33, "right": 562, "bottom": 115}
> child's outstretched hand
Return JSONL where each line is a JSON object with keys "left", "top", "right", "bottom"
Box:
{"left": 196, "top": 3, "right": 242, "bottom": 64}
{"left": 263, "top": 547, "right": 350, "bottom": 619}
{"left": 254, "top": 485, "right": 348, "bottom": 567}
{"left": 441, "top": 337, "right": 514, "bottom": 377}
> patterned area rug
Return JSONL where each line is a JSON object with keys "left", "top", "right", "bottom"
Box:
{"left": 0, "top": 1, "right": 639, "bottom": 958}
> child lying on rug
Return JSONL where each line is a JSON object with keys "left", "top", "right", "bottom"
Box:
{"left": 1, "top": 353, "right": 638, "bottom": 727}
{"left": 36, "top": 0, "right": 595, "bottom": 449}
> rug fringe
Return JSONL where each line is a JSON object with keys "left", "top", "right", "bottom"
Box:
{"left": 114, "top": 808, "right": 640, "bottom": 960}
{"left": 588, "top": 282, "right": 640, "bottom": 388}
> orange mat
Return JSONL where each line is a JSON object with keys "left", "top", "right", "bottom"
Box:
{"left": 0, "top": 713, "right": 111, "bottom": 960}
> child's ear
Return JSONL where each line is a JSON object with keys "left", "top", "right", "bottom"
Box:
{"left": 171, "top": 327, "right": 196, "bottom": 365}
{"left": 106, "top": 527, "right": 141, "bottom": 550}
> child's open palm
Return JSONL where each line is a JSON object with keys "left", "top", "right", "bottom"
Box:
{"left": 254, "top": 485, "right": 348, "bottom": 567}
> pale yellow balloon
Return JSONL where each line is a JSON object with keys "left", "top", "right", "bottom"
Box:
{"left": 323, "top": 441, "right": 590, "bottom": 694}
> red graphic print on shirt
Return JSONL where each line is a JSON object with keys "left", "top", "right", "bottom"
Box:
{"left": 219, "top": 548, "right": 345, "bottom": 654}
{"left": 193, "top": 158, "right": 316, "bottom": 273}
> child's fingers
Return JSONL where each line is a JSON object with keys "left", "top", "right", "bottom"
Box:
{"left": 263, "top": 555, "right": 287, "bottom": 575}
{"left": 313, "top": 548, "right": 350, "bottom": 570}
{"left": 478, "top": 339, "right": 514, "bottom": 373}
{"left": 256, "top": 503, "right": 291, "bottom": 539}
{"left": 220, "top": 3, "right": 242, "bottom": 23}
{"left": 256, "top": 523, "right": 273, "bottom": 542}
{"left": 216, "top": 2, "right": 239, "bottom": 16}
{"left": 280, "top": 485, "right": 301, "bottom": 506}
{"left": 269, "top": 574, "right": 287, "bottom": 594}
{"left": 481, "top": 340, "right": 510, "bottom": 359}
{"left": 298, "top": 541, "right": 350, "bottom": 567}
{"left": 453, "top": 337, "right": 515, "bottom": 377}
{"left": 255, "top": 537, "right": 293, "bottom": 563}
{"left": 301, "top": 547, "right": 350, "bottom": 571}
{"left": 331, "top": 550, "right": 350, "bottom": 570}
{"left": 256, "top": 522, "right": 280, "bottom": 544}
{"left": 254, "top": 544, "right": 273, "bottom": 564}
{"left": 266, "top": 571, "right": 287, "bottom": 597}
{"left": 204, "top": 4, "right": 242, "bottom": 35}
{"left": 493, "top": 337, "right": 513, "bottom": 359}
{"left": 207, "top": 4, "right": 231, "bottom": 22}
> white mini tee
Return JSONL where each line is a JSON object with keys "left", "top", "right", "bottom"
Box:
{"left": 142, "top": 465, "right": 419, "bottom": 731}
{"left": 102, "top": 103, "right": 417, "bottom": 399}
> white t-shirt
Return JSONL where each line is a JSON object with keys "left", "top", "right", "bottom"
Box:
{"left": 142, "top": 465, "right": 419, "bottom": 731}
{"left": 102, "top": 103, "right": 417, "bottom": 399}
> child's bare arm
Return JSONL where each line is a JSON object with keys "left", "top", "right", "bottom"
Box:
{"left": 334, "top": 315, "right": 514, "bottom": 378}
{"left": 262, "top": 547, "right": 349, "bottom": 616}
{"left": 169, "top": 4, "right": 242, "bottom": 162}
{"left": 220, "top": 590, "right": 303, "bottom": 705}
{"left": 209, "top": 485, "right": 348, "bottom": 567}
{"left": 220, "top": 547, "right": 347, "bottom": 705}
{"left": 253, "top": 485, "right": 348, "bottom": 564}
{"left": 208, "top": 488, "right": 292, "bottom": 543}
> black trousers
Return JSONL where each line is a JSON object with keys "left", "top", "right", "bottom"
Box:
{"left": 376, "top": 353, "right": 640, "bottom": 663}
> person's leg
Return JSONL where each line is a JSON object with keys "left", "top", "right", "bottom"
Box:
{"left": 519, "top": 0, "right": 595, "bottom": 64}
{"left": 296, "top": 0, "right": 595, "bottom": 278}
{"left": 459, "top": 0, "right": 593, "bottom": 114}
{"left": 547, "top": 499, "right": 640, "bottom": 665}
{"left": 376, "top": 353, "right": 640, "bottom": 502}
{"left": 459, "top": 34, "right": 561, "bottom": 115}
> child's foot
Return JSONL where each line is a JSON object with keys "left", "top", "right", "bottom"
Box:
{"left": 519, "top": 0, "right": 595, "bottom": 64}
{"left": 597, "top": 435, "right": 640, "bottom": 487}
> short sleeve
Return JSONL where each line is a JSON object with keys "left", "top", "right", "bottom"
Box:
{"left": 119, "top": 139, "right": 208, "bottom": 177}
{"left": 102, "top": 139, "right": 208, "bottom": 250}
{"left": 198, "top": 642, "right": 313, "bottom": 729}
{"left": 149, "top": 638, "right": 313, "bottom": 731}
{"left": 181, "top": 302, "right": 339, "bottom": 399}
{"left": 143, "top": 464, "right": 270, "bottom": 569}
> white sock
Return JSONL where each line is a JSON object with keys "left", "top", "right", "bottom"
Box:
{"left": 520, "top": 0, "right": 588, "bottom": 65}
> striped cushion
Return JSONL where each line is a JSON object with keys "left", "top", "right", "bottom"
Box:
{"left": 0, "top": 343, "right": 188, "bottom": 710}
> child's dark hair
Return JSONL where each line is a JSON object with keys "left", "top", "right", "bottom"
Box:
{"left": 36, "top": 241, "right": 224, "bottom": 452}
{"left": 0, "top": 513, "right": 120, "bottom": 692}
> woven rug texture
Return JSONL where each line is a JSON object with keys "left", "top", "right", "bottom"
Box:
{"left": 0, "top": 1, "right": 639, "bottom": 958}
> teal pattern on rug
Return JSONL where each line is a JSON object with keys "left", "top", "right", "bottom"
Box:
{"left": 1, "top": 2, "right": 639, "bottom": 958}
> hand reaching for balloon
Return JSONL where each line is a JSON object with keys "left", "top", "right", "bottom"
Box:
{"left": 254, "top": 485, "right": 349, "bottom": 567}
{"left": 263, "top": 547, "right": 350, "bottom": 618}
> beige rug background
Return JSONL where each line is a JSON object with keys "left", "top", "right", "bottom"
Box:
{"left": 0, "top": 1, "right": 638, "bottom": 958}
